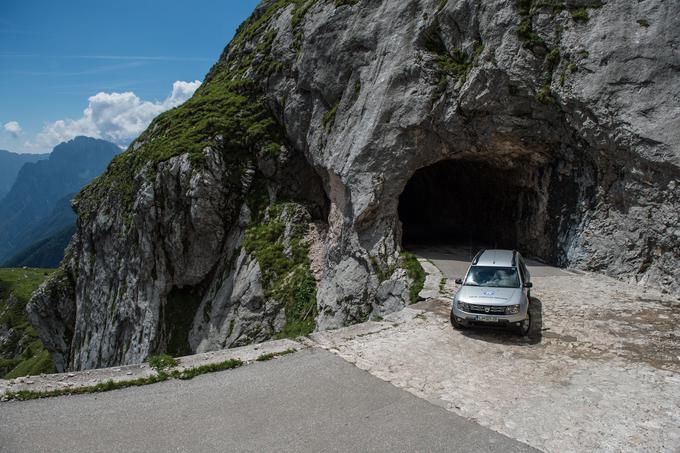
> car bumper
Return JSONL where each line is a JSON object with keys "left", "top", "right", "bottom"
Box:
{"left": 451, "top": 306, "right": 527, "bottom": 325}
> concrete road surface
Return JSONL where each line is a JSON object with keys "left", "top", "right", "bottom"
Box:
{"left": 0, "top": 349, "right": 535, "bottom": 453}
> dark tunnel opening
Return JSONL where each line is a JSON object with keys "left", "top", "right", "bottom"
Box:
{"left": 398, "top": 159, "right": 550, "bottom": 258}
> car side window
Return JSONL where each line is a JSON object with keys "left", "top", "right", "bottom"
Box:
{"left": 519, "top": 258, "right": 530, "bottom": 282}
{"left": 518, "top": 262, "right": 526, "bottom": 283}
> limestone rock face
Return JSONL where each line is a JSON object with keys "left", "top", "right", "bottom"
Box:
{"left": 29, "top": 0, "right": 680, "bottom": 370}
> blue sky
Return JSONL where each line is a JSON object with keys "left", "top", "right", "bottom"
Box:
{"left": 0, "top": 0, "right": 261, "bottom": 153}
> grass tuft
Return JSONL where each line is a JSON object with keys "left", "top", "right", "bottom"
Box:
{"left": 570, "top": 7, "right": 589, "bottom": 22}
{"left": 147, "top": 354, "right": 178, "bottom": 372}
{"left": 537, "top": 84, "right": 556, "bottom": 104}
{"left": 256, "top": 348, "right": 297, "bottom": 362}
{"left": 175, "top": 358, "right": 243, "bottom": 380}
{"left": 400, "top": 252, "right": 426, "bottom": 304}
{"left": 323, "top": 102, "right": 340, "bottom": 131}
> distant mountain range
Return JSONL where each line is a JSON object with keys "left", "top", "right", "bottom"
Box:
{"left": 0, "top": 137, "right": 120, "bottom": 267}
{"left": 2, "top": 194, "right": 77, "bottom": 268}
{"left": 0, "top": 150, "right": 46, "bottom": 200}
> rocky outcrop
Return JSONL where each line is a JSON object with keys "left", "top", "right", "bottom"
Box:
{"left": 26, "top": 271, "right": 76, "bottom": 372}
{"left": 29, "top": 0, "right": 680, "bottom": 370}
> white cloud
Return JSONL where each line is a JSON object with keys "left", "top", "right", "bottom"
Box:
{"left": 3, "top": 121, "right": 22, "bottom": 137}
{"left": 29, "top": 80, "right": 201, "bottom": 150}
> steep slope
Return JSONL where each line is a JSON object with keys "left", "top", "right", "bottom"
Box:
{"left": 30, "top": 0, "right": 679, "bottom": 371}
{"left": 0, "top": 268, "right": 55, "bottom": 378}
{"left": 0, "top": 137, "right": 120, "bottom": 263}
{"left": 0, "top": 150, "right": 46, "bottom": 200}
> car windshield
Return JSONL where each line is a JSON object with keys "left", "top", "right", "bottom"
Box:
{"left": 464, "top": 266, "right": 520, "bottom": 288}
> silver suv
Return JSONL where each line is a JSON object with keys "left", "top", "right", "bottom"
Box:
{"left": 450, "top": 249, "right": 534, "bottom": 336}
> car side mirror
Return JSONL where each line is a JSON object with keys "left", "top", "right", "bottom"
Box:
{"left": 524, "top": 282, "right": 533, "bottom": 288}
{"left": 455, "top": 278, "right": 463, "bottom": 285}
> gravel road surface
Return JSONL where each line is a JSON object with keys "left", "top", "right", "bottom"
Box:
{"left": 311, "top": 246, "right": 680, "bottom": 452}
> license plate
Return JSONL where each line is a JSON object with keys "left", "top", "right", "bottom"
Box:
{"left": 475, "top": 315, "right": 499, "bottom": 322}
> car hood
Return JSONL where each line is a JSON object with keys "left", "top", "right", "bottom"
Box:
{"left": 456, "top": 286, "right": 521, "bottom": 305}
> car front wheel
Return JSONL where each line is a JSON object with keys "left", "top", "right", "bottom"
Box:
{"left": 450, "top": 310, "right": 466, "bottom": 330}
{"left": 519, "top": 308, "right": 532, "bottom": 336}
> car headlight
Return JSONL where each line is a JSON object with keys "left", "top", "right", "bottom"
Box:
{"left": 505, "top": 304, "right": 520, "bottom": 314}
{"left": 457, "top": 301, "right": 470, "bottom": 312}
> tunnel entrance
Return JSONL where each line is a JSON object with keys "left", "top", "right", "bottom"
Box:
{"left": 398, "top": 159, "right": 552, "bottom": 260}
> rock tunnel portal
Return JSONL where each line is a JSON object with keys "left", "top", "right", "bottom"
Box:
{"left": 397, "top": 158, "right": 583, "bottom": 264}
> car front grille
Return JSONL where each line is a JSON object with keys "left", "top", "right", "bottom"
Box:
{"left": 467, "top": 304, "right": 507, "bottom": 315}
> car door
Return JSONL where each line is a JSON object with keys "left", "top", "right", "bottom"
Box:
{"left": 519, "top": 256, "right": 531, "bottom": 284}
{"left": 518, "top": 255, "right": 531, "bottom": 298}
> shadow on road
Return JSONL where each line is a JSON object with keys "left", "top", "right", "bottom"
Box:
{"left": 415, "top": 297, "right": 544, "bottom": 345}
{"left": 456, "top": 297, "right": 543, "bottom": 346}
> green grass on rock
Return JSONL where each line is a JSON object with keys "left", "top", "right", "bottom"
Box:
{"left": 0, "top": 268, "right": 56, "bottom": 379}
{"left": 243, "top": 204, "right": 317, "bottom": 339}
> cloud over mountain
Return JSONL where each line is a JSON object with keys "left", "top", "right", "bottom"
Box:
{"left": 31, "top": 80, "right": 201, "bottom": 150}
{"left": 3, "top": 121, "right": 22, "bottom": 138}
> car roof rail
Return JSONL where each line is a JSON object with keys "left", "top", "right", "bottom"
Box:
{"left": 511, "top": 250, "right": 517, "bottom": 267}
{"left": 472, "top": 249, "right": 485, "bottom": 265}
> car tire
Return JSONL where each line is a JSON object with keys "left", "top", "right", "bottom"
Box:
{"left": 450, "top": 310, "right": 466, "bottom": 330}
{"left": 519, "top": 305, "right": 532, "bottom": 336}
{"left": 519, "top": 300, "right": 541, "bottom": 338}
